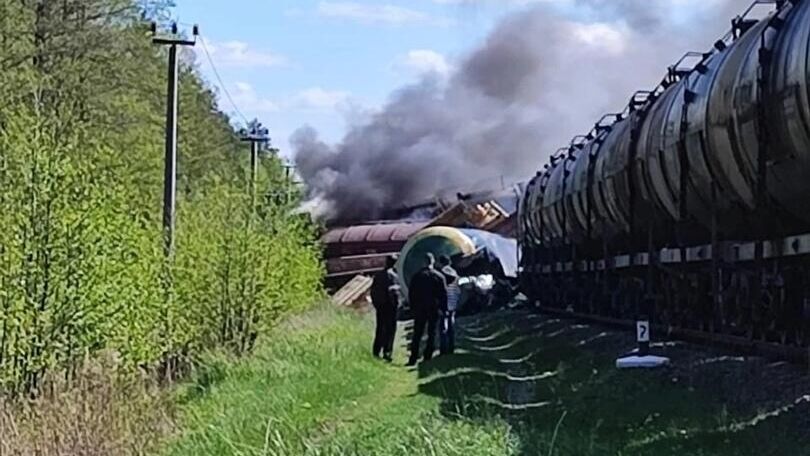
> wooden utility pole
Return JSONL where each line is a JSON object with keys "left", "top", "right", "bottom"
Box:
{"left": 239, "top": 120, "right": 271, "bottom": 204}
{"left": 152, "top": 22, "right": 198, "bottom": 258}
{"left": 283, "top": 163, "right": 295, "bottom": 205}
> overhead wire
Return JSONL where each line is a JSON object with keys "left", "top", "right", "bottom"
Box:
{"left": 197, "top": 34, "right": 250, "bottom": 126}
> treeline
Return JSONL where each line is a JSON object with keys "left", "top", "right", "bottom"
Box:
{"left": 0, "top": 0, "right": 323, "bottom": 395}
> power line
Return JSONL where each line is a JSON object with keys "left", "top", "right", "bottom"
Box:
{"left": 198, "top": 35, "right": 250, "bottom": 125}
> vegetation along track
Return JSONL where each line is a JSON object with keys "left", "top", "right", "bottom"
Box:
{"left": 163, "top": 305, "right": 810, "bottom": 455}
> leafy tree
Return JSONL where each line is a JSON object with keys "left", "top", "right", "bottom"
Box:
{"left": 0, "top": 0, "right": 323, "bottom": 394}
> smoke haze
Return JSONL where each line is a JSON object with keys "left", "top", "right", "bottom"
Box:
{"left": 293, "top": 0, "right": 736, "bottom": 222}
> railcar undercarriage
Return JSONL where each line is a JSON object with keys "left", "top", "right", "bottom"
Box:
{"left": 522, "top": 231, "right": 810, "bottom": 357}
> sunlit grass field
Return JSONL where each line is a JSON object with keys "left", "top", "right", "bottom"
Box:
{"left": 161, "top": 306, "right": 810, "bottom": 455}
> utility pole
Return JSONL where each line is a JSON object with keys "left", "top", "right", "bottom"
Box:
{"left": 151, "top": 22, "right": 198, "bottom": 258}
{"left": 283, "top": 163, "right": 295, "bottom": 205}
{"left": 239, "top": 120, "right": 271, "bottom": 202}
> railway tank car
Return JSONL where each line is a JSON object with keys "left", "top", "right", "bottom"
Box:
{"left": 396, "top": 226, "right": 518, "bottom": 297}
{"left": 519, "top": 0, "right": 810, "bottom": 347}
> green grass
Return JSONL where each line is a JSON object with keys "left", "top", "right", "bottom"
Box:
{"left": 161, "top": 306, "right": 810, "bottom": 456}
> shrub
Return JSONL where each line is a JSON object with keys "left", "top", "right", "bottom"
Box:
{"left": 0, "top": 0, "right": 324, "bottom": 395}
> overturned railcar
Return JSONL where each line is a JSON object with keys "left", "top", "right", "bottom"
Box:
{"left": 323, "top": 222, "right": 426, "bottom": 291}
{"left": 396, "top": 226, "right": 518, "bottom": 297}
{"left": 519, "top": 0, "right": 810, "bottom": 346}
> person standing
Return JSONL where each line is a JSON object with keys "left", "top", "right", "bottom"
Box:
{"left": 407, "top": 253, "right": 446, "bottom": 366}
{"left": 438, "top": 255, "right": 460, "bottom": 355}
{"left": 371, "top": 255, "right": 399, "bottom": 362}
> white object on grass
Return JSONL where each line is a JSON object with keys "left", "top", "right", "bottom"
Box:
{"left": 615, "top": 355, "right": 670, "bottom": 369}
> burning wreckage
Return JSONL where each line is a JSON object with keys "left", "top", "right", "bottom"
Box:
{"left": 323, "top": 187, "right": 523, "bottom": 312}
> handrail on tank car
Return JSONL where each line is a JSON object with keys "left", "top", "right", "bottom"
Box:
{"left": 668, "top": 51, "right": 707, "bottom": 79}
{"left": 628, "top": 90, "right": 655, "bottom": 113}
{"left": 726, "top": 0, "right": 784, "bottom": 39}
{"left": 569, "top": 135, "right": 589, "bottom": 149}
{"left": 597, "top": 112, "right": 624, "bottom": 130}
{"left": 549, "top": 147, "right": 569, "bottom": 168}
{"left": 660, "top": 0, "right": 782, "bottom": 93}
{"left": 535, "top": 0, "right": 788, "bottom": 195}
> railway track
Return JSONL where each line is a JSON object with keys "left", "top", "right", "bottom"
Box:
{"left": 534, "top": 304, "right": 810, "bottom": 365}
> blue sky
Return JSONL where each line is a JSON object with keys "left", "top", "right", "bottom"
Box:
{"left": 172, "top": 0, "right": 568, "bottom": 155}
{"left": 171, "top": 0, "right": 728, "bottom": 156}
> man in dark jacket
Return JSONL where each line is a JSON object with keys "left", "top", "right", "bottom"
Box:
{"left": 438, "top": 255, "right": 460, "bottom": 355}
{"left": 371, "top": 255, "right": 399, "bottom": 362}
{"left": 407, "top": 253, "right": 446, "bottom": 366}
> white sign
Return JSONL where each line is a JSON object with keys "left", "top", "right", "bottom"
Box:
{"left": 636, "top": 321, "right": 650, "bottom": 343}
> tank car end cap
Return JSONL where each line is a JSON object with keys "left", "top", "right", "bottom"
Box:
{"left": 615, "top": 355, "right": 670, "bottom": 369}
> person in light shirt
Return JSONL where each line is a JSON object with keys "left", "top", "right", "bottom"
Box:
{"left": 438, "top": 255, "right": 460, "bottom": 355}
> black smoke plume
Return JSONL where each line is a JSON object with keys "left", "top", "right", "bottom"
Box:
{"left": 293, "top": 0, "right": 737, "bottom": 222}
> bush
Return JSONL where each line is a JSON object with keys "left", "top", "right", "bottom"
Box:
{"left": 171, "top": 174, "right": 325, "bottom": 363}
{"left": 0, "top": 353, "right": 173, "bottom": 456}
{"left": 0, "top": 0, "right": 324, "bottom": 395}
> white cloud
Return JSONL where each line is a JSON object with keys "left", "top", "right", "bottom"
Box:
{"left": 432, "top": 0, "right": 568, "bottom": 5}
{"left": 395, "top": 49, "right": 453, "bottom": 77}
{"left": 292, "top": 87, "right": 351, "bottom": 111}
{"left": 230, "top": 82, "right": 280, "bottom": 113}
{"left": 205, "top": 40, "right": 287, "bottom": 68}
{"left": 224, "top": 83, "right": 353, "bottom": 115}
{"left": 570, "top": 22, "right": 628, "bottom": 55}
{"left": 431, "top": 0, "right": 730, "bottom": 13}
{"left": 317, "top": 2, "right": 454, "bottom": 26}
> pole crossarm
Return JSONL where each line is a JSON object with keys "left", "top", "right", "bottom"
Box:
{"left": 152, "top": 37, "right": 197, "bottom": 46}
{"left": 240, "top": 119, "right": 272, "bottom": 144}
{"left": 240, "top": 119, "right": 274, "bottom": 204}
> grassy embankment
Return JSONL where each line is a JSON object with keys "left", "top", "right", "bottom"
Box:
{"left": 162, "top": 306, "right": 810, "bottom": 455}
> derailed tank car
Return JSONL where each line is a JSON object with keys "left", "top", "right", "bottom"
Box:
{"left": 519, "top": 0, "right": 810, "bottom": 346}
{"left": 396, "top": 226, "right": 518, "bottom": 313}
{"left": 396, "top": 226, "right": 518, "bottom": 296}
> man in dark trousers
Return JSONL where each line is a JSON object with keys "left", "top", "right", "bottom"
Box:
{"left": 407, "top": 253, "right": 446, "bottom": 366}
{"left": 438, "top": 255, "right": 460, "bottom": 355}
{"left": 371, "top": 255, "right": 399, "bottom": 362}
